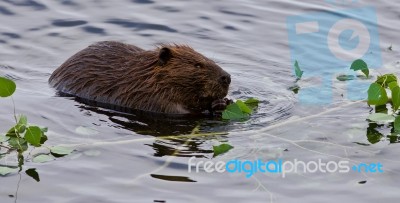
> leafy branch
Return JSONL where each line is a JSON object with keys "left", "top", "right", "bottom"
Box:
{"left": 0, "top": 77, "right": 74, "bottom": 177}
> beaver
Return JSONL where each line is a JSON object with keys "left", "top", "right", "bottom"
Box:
{"left": 49, "top": 41, "right": 231, "bottom": 114}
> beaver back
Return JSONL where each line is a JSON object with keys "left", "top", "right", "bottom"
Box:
{"left": 49, "top": 41, "right": 230, "bottom": 114}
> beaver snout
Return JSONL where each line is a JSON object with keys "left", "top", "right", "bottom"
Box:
{"left": 219, "top": 73, "right": 231, "bottom": 86}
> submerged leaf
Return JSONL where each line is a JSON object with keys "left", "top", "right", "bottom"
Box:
{"left": 367, "top": 113, "right": 395, "bottom": 123}
{"left": 336, "top": 75, "right": 355, "bottom": 81}
{"left": 0, "top": 166, "right": 17, "bottom": 176}
{"left": 213, "top": 143, "right": 234, "bottom": 157}
{"left": 50, "top": 146, "right": 74, "bottom": 156}
{"left": 32, "top": 154, "right": 54, "bottom": 163}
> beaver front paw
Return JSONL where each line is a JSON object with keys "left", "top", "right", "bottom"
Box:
{"left": 211, "top": 98, "right": 233, "bottom": 116}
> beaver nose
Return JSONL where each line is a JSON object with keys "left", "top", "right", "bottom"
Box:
{"left": 219, "top": 74, "right": 231, "bottom": 85}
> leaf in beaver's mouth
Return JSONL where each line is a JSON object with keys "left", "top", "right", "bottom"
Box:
{"left": 222, "top": 103, "right": 249, "bottom": 120}
{"left": 222, "top": 98, "right": 259, "bottom": 120}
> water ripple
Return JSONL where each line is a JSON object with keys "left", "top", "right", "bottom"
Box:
{"left": 52, "top": 19, "right": 87, "bottom": 27}
{"left": 3, "top": 0, "right": 47, "bottom": 10}
{"left": 0, "top": 6, "right": 14, "bottom": 15}
{"left": 106, "top": 19, "right": 177, "bottom": 32}
{"left": 82, "top": 26, "right": 106, "bottom": 35}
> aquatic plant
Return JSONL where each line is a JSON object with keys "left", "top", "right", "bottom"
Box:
{"left": 0, "top": 77, "right": 73, "bottom": 178}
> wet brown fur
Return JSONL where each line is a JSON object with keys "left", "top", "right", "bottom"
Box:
{"left": 49, "top": 41, "right": 230, "bottom": 114}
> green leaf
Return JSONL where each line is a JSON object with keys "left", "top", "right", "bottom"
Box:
{"left": 236, "top": 100, "right": 252, "bottom": 114}
{"left": 25, "top": 126, "right": 42, "bottom": 147}
{"left": 25, "top": 168, "right": 40, "bottom": 182}
{"left": 394, "top": 117, "right": 400, "bottom": 132}
{"left": 40, "top": 133, "right": 47, "bottom": 144}
{"left": 32, "top": 154, "right": 54, "bottom": 163}
{"left": 6, "top": 115, "right": 28, "bottom": 137}
{"left": 376, "top": 74, "right": 397, "bottom": 87}
{"left": 0, "top": 166, "right": 17, "bottom": 176}
{"left": 392, "top": 86, "right": 400, "bottom": 112}
{"left": 0, "top": 77, "right": 16, "bottom": 97}
{"left": 367, "top": 113, "right": 395, "bottom": 123}
{"left": 336, "top": 75, "right": 355, "bottom": 81}
{"left": 361, "top": 69, "right": 369, "bottom": 78}
{"left": 367, "top": 83, "right": 388, "bottom": 106}
{"left": 222, "top": 103, "right": 249, "bottom": 120}
{"left": 5, "top": 126, "right": 18, "bottom": 137}
{"left": 350, "top": 59, "right": 369, "bottom": 77}
{"left": 8, "top": 137, "right": 28, "bottom": 151}
{"left": 244, "top": 98, "right": 260, "bottom": 109}
{"left": 40, "top": 127, "right": 48, "bottom": 133}
{"left": 50, "top": 146, "right": 74, "bottom": 156}
{"left": 18, "top": 115, "right": 27, "bottom": 126}
{"left": 16, "top": 115, "right": 27, "bottom": 133}
{"left": 244, "top": 98, "right": 259, "bottom": 105}
{"left": 388, "top": 81, "right": 398, "bottom": 91}
{"left": 294, "top": 60, "right": 303, "bottom": 79}
{"left": 213, "top": 143, "right": 234, "bottom": 157}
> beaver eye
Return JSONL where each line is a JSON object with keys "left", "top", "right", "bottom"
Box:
{"left": 194, "top": 63, "right": 203, "bottom": 68}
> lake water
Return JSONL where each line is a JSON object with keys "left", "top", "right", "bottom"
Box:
{"left": 1, "top": 0, "right": 400, "bottom": 202}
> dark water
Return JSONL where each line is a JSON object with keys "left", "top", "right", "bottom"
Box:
{"left": 1, "top": 0, "right": 400, "bottom": 202}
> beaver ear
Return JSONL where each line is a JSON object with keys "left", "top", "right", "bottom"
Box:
{"left": 158, "top": 47, "right": 172, "bottom": 66}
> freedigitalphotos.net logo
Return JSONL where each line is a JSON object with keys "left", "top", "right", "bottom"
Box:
{"left": 188, "top": 157, "right": 383, "bottom": 178}
{"left": 286, "top": 3, "right": 381, "bottom": 104}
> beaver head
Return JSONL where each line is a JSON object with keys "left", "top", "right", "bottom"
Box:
{"left": 149, "top": 45, "right": 231, "bottom": 113}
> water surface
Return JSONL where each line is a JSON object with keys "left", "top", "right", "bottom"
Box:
{"left": 1, "top": 0, "right": 400, "bottom": 202}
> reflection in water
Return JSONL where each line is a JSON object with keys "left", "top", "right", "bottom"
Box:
{"left": 150, "top": 174, "right": 196, "bottom": 182}
{"left": 77, "top": 102, "right": 228, "bottom": 158}
{"left": 365, "top": 121, "right": 400, "bottom": 144}
{"left": 366, "top": 122, "right": 384, "bottom": 144}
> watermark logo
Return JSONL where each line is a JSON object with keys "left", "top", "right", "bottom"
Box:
{"left": 188, "top": 157, "right": 383, "bottom": 178}
{"left": 286, "top": 3, "right": 381, "bottom": 104}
